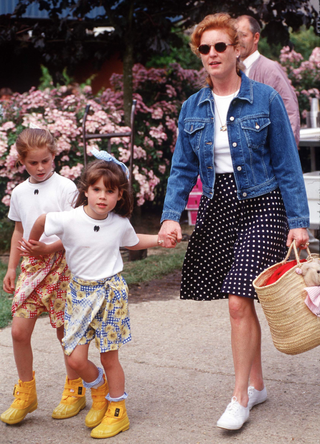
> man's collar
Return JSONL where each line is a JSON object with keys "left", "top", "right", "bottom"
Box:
{"left": 243, "top": 50, "right": 260, "bottom": 70}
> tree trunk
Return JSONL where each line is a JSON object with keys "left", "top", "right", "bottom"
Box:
{"left": 122, "top": 42, "right": 134, "bottom": 126}
{"left": 123, "top": 0, "right": 134, "bottom": 126}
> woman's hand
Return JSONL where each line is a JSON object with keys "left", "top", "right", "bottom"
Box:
{"left": 286, "top": 228, "right": 309, "bottom": 249}
{"left": 158, "top": 220, "right": 182, "bottom": 248}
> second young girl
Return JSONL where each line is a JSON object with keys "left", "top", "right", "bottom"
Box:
{"left": 1, "top": 128, "right": 85, "bottom": 426}
{"left": 29, "top": 149, "right": 173, "bottom": 439}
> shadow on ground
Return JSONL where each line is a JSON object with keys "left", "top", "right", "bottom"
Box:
{"left": 128, "top": 270, "right": 182, "bottom": 304}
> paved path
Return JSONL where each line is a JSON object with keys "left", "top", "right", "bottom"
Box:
{"left": 0, "top": 277, "right": 320, "bottom": 444}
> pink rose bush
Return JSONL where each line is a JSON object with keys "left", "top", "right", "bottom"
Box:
{"left": 0, "top": 63, "right": 202, "bottom": 217}
{"left": 280, "top": 46, "right": 320, "bottom": 123}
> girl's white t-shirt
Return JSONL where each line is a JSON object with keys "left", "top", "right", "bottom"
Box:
{"left": 45, "top": 207, "right": 139, "bottom": 280}
{"left": 213, "top": 90, "right": 239, "bottom": 174}
{"left": 8, "top": 172, "right": 77, "bottom": 243}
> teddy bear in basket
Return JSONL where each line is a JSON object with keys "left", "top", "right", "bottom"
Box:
{"left": 296, "top": 259, "right": 320, "bottom": 316}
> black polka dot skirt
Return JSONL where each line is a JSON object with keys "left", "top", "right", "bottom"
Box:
{"left": 181, "top": 173, "right": 289, "bottom": 301}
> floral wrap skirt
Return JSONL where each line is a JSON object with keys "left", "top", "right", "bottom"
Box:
{"left": 63, "top": 273, "right": 131, "bottom": 356}
{"left": 12, "top": 251, "right": 70, "bottom": 328}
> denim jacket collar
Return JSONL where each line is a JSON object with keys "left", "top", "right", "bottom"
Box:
{"left": 197, "top": 71, "right": 253, "bottom": 107}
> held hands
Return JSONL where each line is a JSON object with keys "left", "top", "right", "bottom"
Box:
{"left": 158, "top": 220, "right": 182, "bottom": 248}
{"left": 157, "top": 232, "right": 178, "bottom": 248}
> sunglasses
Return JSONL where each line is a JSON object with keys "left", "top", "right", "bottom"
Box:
{"left": 198, "top": 42, "right": 235, "bottom": 55}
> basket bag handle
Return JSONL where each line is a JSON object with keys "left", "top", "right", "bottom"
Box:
{"left": 282, "top": 240, "right": 312, "bottom": 266}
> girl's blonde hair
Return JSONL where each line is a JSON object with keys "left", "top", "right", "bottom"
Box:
{"left": 16, "top": 128, "right": 57, "bottom": 160}
{"left": 75, "top": 159, "right": 133, "bottom": 218}
{"left": 190, "top": 13, "right": 243, "bottom": 88}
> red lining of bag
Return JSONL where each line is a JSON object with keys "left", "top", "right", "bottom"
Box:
{"left": 265, "top": 259, "right": 307, "bottom": 285}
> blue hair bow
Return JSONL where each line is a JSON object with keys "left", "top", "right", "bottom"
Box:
{"left": 91, "top": 148, "right": 129, "bottom": 179}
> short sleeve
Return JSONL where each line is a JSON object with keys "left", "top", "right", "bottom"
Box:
{"left": 120, "top": 218, "right": 139, "bottom": 247}
{"left": 8, "top": 189, "right": 21, "bottom": 222}
{"left": 45, "top": 212, "right": 65, "bottom": 238}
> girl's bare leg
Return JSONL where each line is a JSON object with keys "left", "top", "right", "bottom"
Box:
{"left": 11, "top": 317, "right": 37, "bottom": 381}
{"left": 56, "top": 325, "right": 79, "bottom": 380}
{"left": 66, "top": 343, "right": 100, "bottom": 382}
{"left": 101, "top": 350, "right": 125, "bottom": 398}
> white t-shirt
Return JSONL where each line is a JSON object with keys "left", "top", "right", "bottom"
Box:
{"left": 8, "top": 172, "right": 77, "bottom": 244}
{"left": 45, "top": 207, "right": 139, "bottom": 280}
{"left": 213, "top": 90, "right": 239, "bottom": 174}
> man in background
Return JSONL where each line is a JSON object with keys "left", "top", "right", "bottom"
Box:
{"left": 236, "top": 15, "right": 319, "bottom": 256}
{"left": 236, "top": 15, "right": 300, "bottom": 146}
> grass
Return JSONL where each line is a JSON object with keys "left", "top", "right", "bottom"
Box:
{"left": 122, "top": 240, "right": 188, "bottom": 285}
{"left": 0, "top": 230, "right": 191, "bottom": 329}
{"left": 0, "top": 218, "right": 14, "bottom": 253}
{"left": 0, "top": 262, "right": 14, "bottom": 329}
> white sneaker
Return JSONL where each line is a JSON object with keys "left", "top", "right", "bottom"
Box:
{"left": 217, "top": 396, "right": 249, "bottom": 430}
{"left": 247, "top": 386, "right": 267, "bottom": 410}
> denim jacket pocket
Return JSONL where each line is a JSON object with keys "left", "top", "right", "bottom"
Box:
{"left": 183, "top": 120, "right": 206, "bottom": 151}
{"left": 241, "top": 117, "right": 270, "bottom": 150}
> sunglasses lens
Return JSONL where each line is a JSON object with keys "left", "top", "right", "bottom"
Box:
{"left": 198, "top": 43, "right": 230, "bottom": 54}
{"left": 215, "top": 42, "right": 227, "bottom": 52}
{"left": 198, "top": 45, "right": 210, "bottom": 55}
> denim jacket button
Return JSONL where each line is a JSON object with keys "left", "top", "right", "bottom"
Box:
{"left": 230, "top": 116, "right": 235, "bottom": 121}
{"left": 232, "top": 142, "right": 237, "bottom": 147}
{"left": 243, "top": 192, "right": 247, "bottom": 197}
{"left": 237, "top": 166, "right": 242, "bottom": 171}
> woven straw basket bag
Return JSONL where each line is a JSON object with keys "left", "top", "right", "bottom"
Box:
{"left": 253, "top": 241, "right": 320, "bottom": 355}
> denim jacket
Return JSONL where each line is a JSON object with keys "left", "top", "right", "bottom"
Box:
{"left": 161, "top": 71, "right": 309, "bottom": 229}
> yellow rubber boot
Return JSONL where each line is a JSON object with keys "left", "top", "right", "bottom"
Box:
{"left": 85, "top": 375, "right": 109, "bottom": 428}
{"left": 0, "top": 372, "right": 37, "bottom": 425}
{"left": 52, "top": 376, "right": 86, "bottom": 419}
{"left": 91, "top": 400, "right": 130, "bottom": 439}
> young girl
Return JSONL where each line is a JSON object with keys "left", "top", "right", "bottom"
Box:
{"left": 1, "top": 128, "right": 85, "bottom": 425}
{"left": 29, "top": 149, "right": 173, "bottom": 439}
